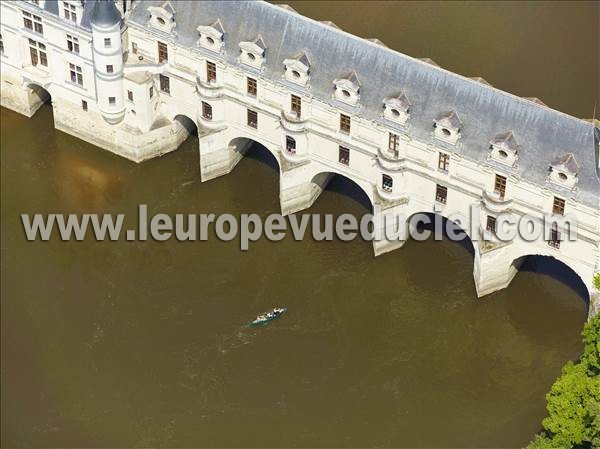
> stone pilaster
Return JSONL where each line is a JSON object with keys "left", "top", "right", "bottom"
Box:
{"left": 372, "top": 203, "right": 408, "bottom": 256}
{"left": 198, "top": 129, "right": 246, "bottom": 182}
{"left": 473, "top": 242, "right": 519, "bottom": 297}
{"left": 279, "top": 169, "right": 331, "bottom": 216}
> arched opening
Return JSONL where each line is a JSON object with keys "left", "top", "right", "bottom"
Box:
{"left": 229, "top": 137, "right": 280, "bottom": 174}
{"left": 173, "top": 114, "right": 198, "bottom": 137}
{"left": 511, "top": 255, "right": 589, "bottom": 304}
{"left": 406, "top": 212, "right": 475, "bottom": 256}
{"left": 27, "top": 83, "right": 51, "bottom": 116}
{"left": 310, "top": 172, "right": 373, "bottom": 213}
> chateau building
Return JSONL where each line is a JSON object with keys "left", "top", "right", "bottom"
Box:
{"left": 1, "top": 0, "right": 599, "bottom": 310}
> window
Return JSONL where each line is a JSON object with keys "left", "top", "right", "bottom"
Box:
{"left": 247, "top": 109, "right": 258, "bottom": 128}
{"left": 81, "top": 100, "right": 87, "bottom": 111}
{"left": 127, "top": 90, "right": 133, "bottom": 102}
{"left": 106, "top": 65, "right": 114, "bottom": 73}
{"left": 158, "top": 41, "right": 168, "bottom": 63}
{"left": 104, "top": 38, "right": 111, "bottom": 48}
{"left": 132, "top": 42, "right": 138, "bottom": 54}
{"left": 388, "top": 133, "right": 399, "bottom": 157}
{"left": 247, "top": 77, "right": 257, "bottom": 96}
{"left": 291, "top": 94, "right": 302, "bottom": 117}
{"left": 202, "top": 101, "right": 212, "bottom": 120}
{"left": 548, "top": 223, "right": 561, "bottom": 249}
{"left": 66, "top": 34, "right": 79, "bottom": 53}
{"left": 149, "top": 86, "right": 154, "bottom": 98}
{"left": 382, "top": 174, "right": 393, "bottom": 192}
{"left": 207, "top": 61, "right": 217, "bottom": 83}
{"left": 438, "top": 152, "right": 450, "bottom": 171}
{"left": 23, "top": 12, "right": 32, "bottom": 29}
{"left": 159, "top": 74, "right": 170, "bottom": 93}
{"left": 286, "top": 136, "right": 296, "bottom": 154}
{"left": 340, "top": 114, "right": 351, "bottom": 133}
{"left": 29, "top": 39, "right": 47, "bottom": 67}
{"left": 339, "top": 146, "right": 350, "bottom": 165}
{"left": 108, "top": 96, "right": 116, "bottom": 105}
{"left": 435, "top": 184, "right": 447, "bottom": 204}
{"left": 552, "top": 197, "right": 565, "bottom": 215}
{"left": 69, "top": 63, "right": 83, "bottom": 85}
{"left": 494, "top": 174, "right": 507, "bottom": 200}
{"left": 23, "top": 12, "right": 43, "bottom": 34}
{"left": 0, "top": 34, "right": 4, "bottom": 56}
{"left": 486, "top": 215, "right": 497, "bottom": 234}
{"left": 63, "top": 2, "right": 77, "bottom": 22}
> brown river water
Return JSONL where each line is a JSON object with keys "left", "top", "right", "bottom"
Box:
{"left": 1, "top": 1, "right": 597, "bottom": 448}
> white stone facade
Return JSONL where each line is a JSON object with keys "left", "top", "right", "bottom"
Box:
{"left": 1, "top": 0, "right": 599, "bottom": 312}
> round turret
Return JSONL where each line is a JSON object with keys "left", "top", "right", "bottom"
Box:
{"left": 91, "top": 0, "right": 125, "bottom": 124}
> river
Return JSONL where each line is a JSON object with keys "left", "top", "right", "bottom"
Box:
{"left": 1, "top": 1, "right": 596, "bottom": 448}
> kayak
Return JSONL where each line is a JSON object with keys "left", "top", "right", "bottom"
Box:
{"left": 249, "top": 307, "right": 287, "bottom": 326}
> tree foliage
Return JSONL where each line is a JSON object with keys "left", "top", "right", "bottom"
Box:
{"left": 526, "top": 314, "right": 600, "bottom": 449}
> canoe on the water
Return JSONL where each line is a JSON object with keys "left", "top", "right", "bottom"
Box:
{"left": 249, "top": 307, "right": 287, "bottom": 326}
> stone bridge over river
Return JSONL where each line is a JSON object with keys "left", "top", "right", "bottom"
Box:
{"left": 1, "top": 0, "right": 599, "bottom": 313}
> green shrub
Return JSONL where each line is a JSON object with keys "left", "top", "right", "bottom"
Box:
{"left": 526, "top": 315, "right": 600, "bottom": 449}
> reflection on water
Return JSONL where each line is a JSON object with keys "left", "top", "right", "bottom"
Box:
{"left": 0, "top": 105, "right": 587, "bottom": 448}
{"left": 54, "top": 150, "right": 124, "bottom": 213}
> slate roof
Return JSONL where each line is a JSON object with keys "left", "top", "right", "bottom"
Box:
{"left": 552, "top": 153, "right": 580, "bottom": 174}
{"left": 40, "top": 0, "right": 96, "bottom": 29}
{"left": 91, "top": 0, "right": 122, "bottom": 27}
{"left": 124, "top": 0, "right": 598, "bottom": 207}
{"left": 435, "top": 111, "right": 462, "bottom": 130}
{"left": 386, "top": 92, "right": 411, "bottom": 111}
{"left": 491, "top": 131, "right": 519, "bottom": 151}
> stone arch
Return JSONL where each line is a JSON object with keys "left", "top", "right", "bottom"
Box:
{"left": 228, "top": 136, "right": 281, "bottom": 174}
{"left": 510, "top": 253, "right": 591, "bottom": 303}
{"left": 25, "top": 82, "right": 52, "bottom": 116}
{"left": 173, "top": 114, "right": 198, "bottom": 137}
{"left": 309, "top": 170, "right": 374, "bottom": 213}
{"left": 405, "top": 211, "right": 475, "bottom": 256}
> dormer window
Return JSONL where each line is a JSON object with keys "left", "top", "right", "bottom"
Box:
{"left": 333, "top": 72, "right": 360, "bottom": 105}
{"left": 239, "top": 35, "right": 265, "bottom": 69}
{"left": 489, "top": 131, "right": 519, "bottom": 167}
{"left": 148, "top": 1, "right": 176, "bottom": 34}
{"left": 283, "top": 51, "right": 310, "bottom": 86}
{"left": 433, "top": 110, "right": 462, "bottom": 144}
{"left": 548, "top": 153, "right": 579, "bottom": 189}
{"left": 383, "top": 92, "right": 410, "bottom": 125}
{"left": 63, "top": 1, "right": 78, "bottom": 23}
{"left": 197, "top": 19, "right": 224, "bottom": 53}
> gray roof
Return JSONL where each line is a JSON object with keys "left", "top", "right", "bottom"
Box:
{"left": 128, "top": 0, "right": 600, "bottom": 207}
{"left": 338, "top": 71, "right": 361, "bottom": 87}
{"left": 435, "top": 110, "right": 462, "bottom": 130}
{"left": 211, "top": 18, "right": 225, "bottom": 34}
{"left": 552, "top": 153, "right": 580, "bottom": 174}
{"left": 91, "top": 0, "right": 122, "bottom": 28}
{"left": 297, "top": 51, "right": 310, "bottom": 67}
{"left": 39, "top": 0, "right": 96, "bottom": 29}
{"left": 491, "top": 131, "right": 519, "bottom": 151}
{"left": 470, "top": 77, "right": 492, "bottom": 86}
{"left": 252, "top": 34, "right": 266, "bottom": 50}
